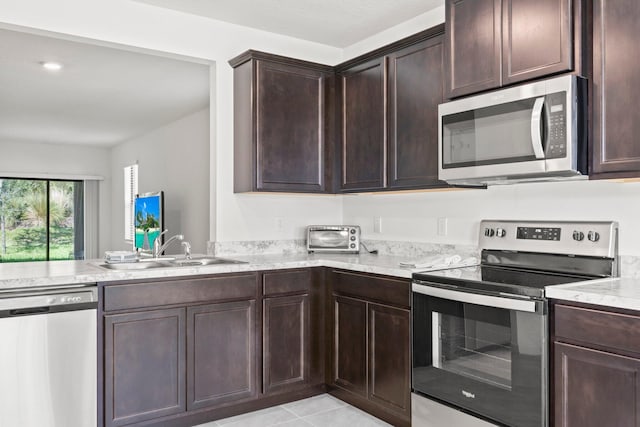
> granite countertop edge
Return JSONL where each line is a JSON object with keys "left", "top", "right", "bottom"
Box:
{"left": 0, "top": 253, "right": 416, "bottom": 292}
{"left": 546, "top": 277, "right": 640, "bottom": 312}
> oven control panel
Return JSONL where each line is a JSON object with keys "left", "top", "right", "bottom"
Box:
{"left": 479, "top": 220, "right": 618, "bottom": 258}
{"left": 516, "top": 227, "right": 561, "bottom": 241}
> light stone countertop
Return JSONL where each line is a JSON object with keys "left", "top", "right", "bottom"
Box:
{"left": 4, "top": 253, "right": 640, "bottom": 314}
{"left": 0, "top": 253, "right": 422, "bottom": 292}
{"left": 546, "top": 277, "right": 640, "bottom": 312}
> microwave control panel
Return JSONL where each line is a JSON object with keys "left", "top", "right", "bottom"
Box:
{"left": 545, "top": 91, "right": 567, "bottom": 159}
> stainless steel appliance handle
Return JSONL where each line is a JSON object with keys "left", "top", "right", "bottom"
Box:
{"left": 412, "top": 283, "right": 538, "bottom": 313}
{"left": 530, "top": 97, "right": 546, "bottom": 159}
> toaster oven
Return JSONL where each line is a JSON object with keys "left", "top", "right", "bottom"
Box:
{"left": 306, "top": 225, "right": 360, "bottom": 253}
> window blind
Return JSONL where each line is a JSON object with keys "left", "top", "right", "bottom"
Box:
{"left": 124, "top": 164, "right": 138, "bottom": 242}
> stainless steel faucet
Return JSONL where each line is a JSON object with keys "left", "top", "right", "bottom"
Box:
{"left": 153, "top": 230, "right": 185, "bottom": 258}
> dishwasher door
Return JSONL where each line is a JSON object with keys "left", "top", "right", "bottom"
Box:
{"left": 0, "top": 299, "right": 97, "bottom": 427}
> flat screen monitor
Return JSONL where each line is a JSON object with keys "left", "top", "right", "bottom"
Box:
{"left": 134, "top": 191, "right": 164, "bottom": 253}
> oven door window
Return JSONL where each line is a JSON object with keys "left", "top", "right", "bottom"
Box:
{"left": 413, "top": 292, "right": 546, "bottom": 427}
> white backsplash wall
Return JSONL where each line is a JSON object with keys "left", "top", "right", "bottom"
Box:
{"left": 342, "top": 180, "right": 640, "bottom": 257}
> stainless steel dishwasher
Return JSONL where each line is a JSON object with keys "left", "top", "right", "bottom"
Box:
{"left": 0, "top": 284, "right": 98, "bottom": 427}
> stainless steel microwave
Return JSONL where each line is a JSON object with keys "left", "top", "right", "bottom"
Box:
{"left": 307, "top": 225, "right": 360, "bottom": 253}
{"left": 438, "top": 75, "right": 587, "bottom": 186}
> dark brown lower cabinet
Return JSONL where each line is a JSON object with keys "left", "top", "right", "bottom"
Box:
{"left": 333, "top": 296, "right": 368, "bottom": 396}
{"left": 329, "top": 270, "right": 411, "bottom": 426}
{"left": 553, "top": 302, "right": 640, "bottom": 427}
{"left": 104, "top": 308, "right": 186, "bottom": 427}
{"left": 263, "top": 293, "right": 310, "bottom": 393}
{"left": 554, "top": 342, "right": 640, "bottom": 427}
{"left": 187, "top": 300, "right": 257, "bottom": 410}
{"left": 368, "top": 303, "right": 411, "bottom": 417}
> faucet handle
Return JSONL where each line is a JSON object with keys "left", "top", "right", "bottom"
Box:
{"left": 181, "top": 241, "right": 192, "bottom": 260}
{"left": 153, "top": 229, "right": 169, "bottom": 257}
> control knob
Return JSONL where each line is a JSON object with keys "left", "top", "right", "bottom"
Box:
{"left": 484, "top": 228, "right": 495, "bottom": 237}
{"left": 588, "top": 231, "right": 600, "bottom": 242}
{"left": 572, "top": 231, "right": 584, "bottom": 241}
{"left": 496, "top": 228, "right": 506, "bottom": 238}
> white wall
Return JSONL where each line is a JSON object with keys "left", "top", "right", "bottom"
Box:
{"left": 0, "top": 0, "right": 345, "bottom": 245}
{"left": 0, "top": 140, "right": 111, "bottom": 254}
{"left": 110, "top": 108, "right": 210, "bottom": 254}
{"left": 343, "top": 180, "right": 640, "bottom": 256}
{"left": 341, "top": 5, "right": 445, "bottom": 61}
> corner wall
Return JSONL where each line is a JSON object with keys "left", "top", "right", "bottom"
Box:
{"left": 110, "top": 108, "right": 210, "bottom": 254}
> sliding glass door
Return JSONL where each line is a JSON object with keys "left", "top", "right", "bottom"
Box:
{"left": 0, "top": 178, "right": 84, "bottom": 262}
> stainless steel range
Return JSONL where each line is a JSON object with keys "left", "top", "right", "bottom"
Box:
{"left": 411, "top": 220, "right": 618, "bottom": 427}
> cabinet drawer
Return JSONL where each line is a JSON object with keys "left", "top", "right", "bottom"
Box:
{"left": 104, "top": 273, "right": 258, "bottom": 311}
{"left": 555, "top": 304, "right": 640, "bottom": 355}
{"left": 330, "top": 270, "right": 410, "bottom": 308}
{"left": 263, "top": 269, "right": 310, "bottom": 296}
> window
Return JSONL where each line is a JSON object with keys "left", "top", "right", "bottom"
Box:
{"left": 124, "top": 164, "right": 138, "bottom": 242}
{"left": 0, "top": 178, "right": 84, "bottom": 262}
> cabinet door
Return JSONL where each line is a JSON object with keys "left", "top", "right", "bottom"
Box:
{"left": 554, "top": 342, "right": 640, "bottom": 427}
{"left": 387, "top": 36, "right": 447, "bottom": 189}
{"left": 104, "top": 308, "right": 186, "bottom": 427}
{"left": 368, "top": 303, "right": 411, "bottom": 418}
{"left": 256, "top": 60, "right": 327, "bottom": 192}
{"left": 445, "top": 0, "right": 502, "bottom": 98}
{"left": 341, "top": 58, "right": 386, "bottom": 191}
{"left": 591, "top": 0, "right": 640, "bottom": 177}
{"left": 333, "top": 296, "right": 368, "bottom": 396}
{"left": 502, "top": 0, "right": 572, "bottom": 85}
{"left": 186, "top": 300, "right": 257, "bottom": 410}
{"left": 263, "top": 294, "right": 310, "bottom": 394}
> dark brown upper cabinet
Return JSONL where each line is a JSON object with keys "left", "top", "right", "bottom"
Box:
{"left": 445, "top": 0, "right": 582, "bottom": 99}
{"left": 590, "top": 0, "right": 640, "bottom": 179}
{"left": 229, "top": 51, "right": 334, "bottom": 193}
{"left": 337, "top": 26, "right": 447, "bottom": 192}
{"left": 387, "top": 36, "right": 446, "bottom": 189}
{"left": 339, "top": 57, "right": 386, "bottom": 191}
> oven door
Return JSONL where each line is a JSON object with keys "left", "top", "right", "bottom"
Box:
{"left": 412, "top": 282, "right": 547, "bottom": 427}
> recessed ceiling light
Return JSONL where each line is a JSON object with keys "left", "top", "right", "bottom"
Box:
{"left": 41, "top": 61, "right": 63, "bottom": 71}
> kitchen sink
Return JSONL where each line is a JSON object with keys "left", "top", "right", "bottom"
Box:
{"left": 99, "top": 261, "right": 168, "bottom": 270}
{"left": 99, "top": 256, "right": 247, "bottom": 270}
{"left": 168, "top": 257, "right": 248, "bottom": 267}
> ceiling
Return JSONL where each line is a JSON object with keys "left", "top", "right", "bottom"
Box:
{"left": 0, "top": 28, "right": 210, "bottom": 148}
{"left": 135, "top": 0, "right": 444, "bottom": 47}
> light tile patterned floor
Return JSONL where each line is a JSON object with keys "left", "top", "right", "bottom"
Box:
{"left": 194, "top": 394, "right": 392, "bottom": 427}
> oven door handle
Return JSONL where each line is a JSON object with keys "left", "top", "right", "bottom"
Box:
{"left": 412, "top": 283, "right": 539, "bottom": 313}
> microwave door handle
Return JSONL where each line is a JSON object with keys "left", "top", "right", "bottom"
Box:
{"left": 530, "top": 97, "right": 546, "bottom": 159}
{"left": 412, "top": 283, "right": 539, "bottom": 313}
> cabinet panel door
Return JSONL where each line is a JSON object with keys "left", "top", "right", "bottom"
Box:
{"left": 368, "top": 303, "right": 411, "bottom": 417}
{"left": 341, "top": 58, "right": 386, "bottom": 191}
{"left": 502, "top": 0, "right": 572, "bottom": 85}
{"left": 256, "top": 60, "right": 326, "bottom": 192}
{"left": 263, "top": 294, "right": 310, "bottom": 394}
{"left": 387, "top": 36, "right": 447, "bottom": 189}
{"left": 554, "top": 342, "right": 640, "bottom": 427}
{"left": 333, "top": 296, "right": 368, "bottom": 395}
{"left": 104, "top": 308, "right": 186, "bottom": 427}
{"left": 591, "top": 0, "right": 640, "bottom": 176}
{"left": 187, "top": 300, "right": 257, "bottom": 410}
{"left": 445, "top": 0, "right": 502, "bottom": 98}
